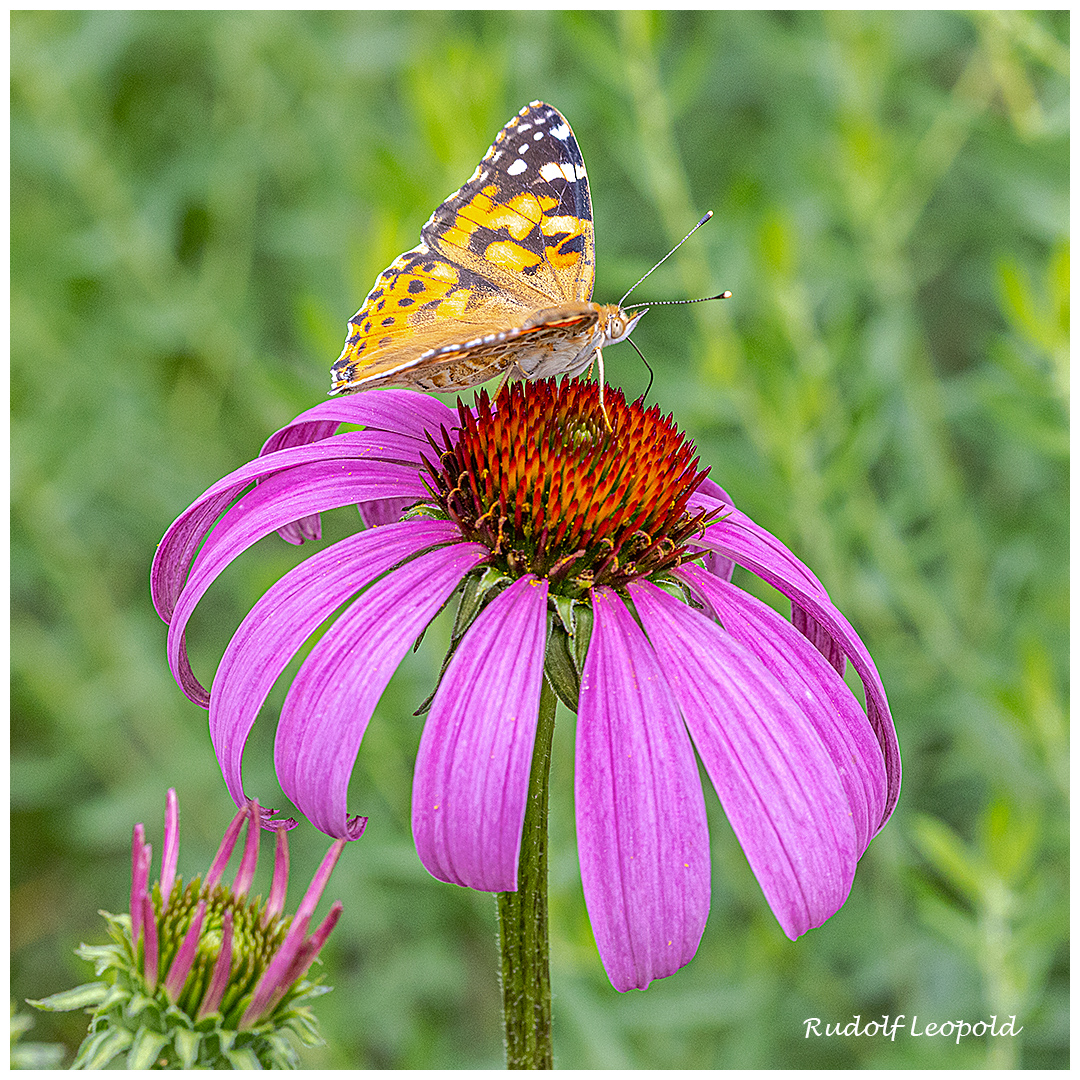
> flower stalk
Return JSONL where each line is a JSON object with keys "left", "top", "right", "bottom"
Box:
{"left": 497, "top": 675, "right": 557, "bottom": 1069}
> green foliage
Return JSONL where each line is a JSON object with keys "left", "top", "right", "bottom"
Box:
{"left": 12, "top": 10, "right": 1067, "bottom": 1069}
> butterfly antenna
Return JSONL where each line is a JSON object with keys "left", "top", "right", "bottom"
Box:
{"left": 625, "top": 291, "right": 732, "bottom": 312}
{"left": 619, "top": 210, "right": 716, "bottom": 307}
{"left": 627, "top": 337, "right": 655, "bottom": 402}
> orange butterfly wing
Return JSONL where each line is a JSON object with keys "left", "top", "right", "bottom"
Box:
{"left": 331, "top": 101, "right": 599, "bottom": 394}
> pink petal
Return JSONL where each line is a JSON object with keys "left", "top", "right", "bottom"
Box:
{"left": 691, "top": 495, "right": 832, "bottom": 602}
{"left": 696, "top": 475, "right": 735, "bottom": 507}
{"left": 163, "top": 900, "right": 206, "bottom": 1002}
{"left": 792, "top": 605, "right": 846, "bottom": 676}
{"left": 196, "top": 908, "right": 233, "bottom": 1020}
{"left": 629, "top": 580, "right": 858, "bottom": 940}
{"left": 142, "top": 892, "right": 159, "bottom": 989}
{"left": 693, "top": 512, "right": 901, "bottom": 826}
{"left": 210, "top": 520, "right": 463, "bottom": 810}
{"left": 412, "top": 575, "right": 549, "bottom": 892}
{"left": 232, "top": 800, "right": 262, "bottom": 898}
{"left": 151, "top": 430, "right": 427, "bottom": 623}
{"left": 358, "top": 497, "right": 417, "bottom": 528}
{"left": 258, "top": 390, "right": 458, "bottom": 456}
{"left": 159, "top": 789, "right": 179, "bottom": 912}
{"left": 275, "top": 542, "right": 488, "bottom": 839}
{"left": 576, "top": 587, "right": 711, "bottom": 992}
{"left": 264, "top": 827, "right": 290, "bottom": 925}
{"left": 165, "top": 457, "right": 424, "bottom": 705}
{"left": 204, "top": 804, "right": 249, "bottom": 891}
{"left": 676, "top": 564, "right": 887, "bottom": 852}
{"left": 130, "top": 824, "right": 150, "bottom": 945}
{"left": 241, "top": 838, "right": 347, "bottom": 1028}
{"left": 258, "top": 393, "right": 451, "bottom": 542}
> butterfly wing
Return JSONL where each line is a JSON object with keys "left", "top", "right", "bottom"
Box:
{"left": 331, "top": 101, "right": 597, "bottom": 394}
{"left": 420, "top": 100, "right": 596, "bottom": 306}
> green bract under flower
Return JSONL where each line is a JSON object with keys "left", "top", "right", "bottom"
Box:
{"left": 30, "top": 791, "right": 354, "bottom": 1070}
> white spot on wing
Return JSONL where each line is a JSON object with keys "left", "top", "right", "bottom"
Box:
{"left": 507, "top": 158, "right": 528, "bottom": 176}
{"left": 539, "top": 161, "right": 587, "bottom": 183}
{"left": 550, "top": 122, "right": 571, "bottom": 140}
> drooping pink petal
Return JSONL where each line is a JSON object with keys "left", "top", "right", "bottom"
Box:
{"left": 412, "top": 575, "right": 549, "bottom": 892}
{"left": 258, "top": 390, "right": 458, "bottom": 456}
{"left": 693, "top": 512, "right": 901, "bottom": 826}
{"left": 691, "top": 478, "right": 737, "bottom": 581}
{"left": 676, "top": 564, "right": 887, "bottom": 852}
{"left": 690, "top": 494, "right": 833, "bottom": 602}
{"left": 792, "top": 605, "right": 846, "bottom": 676}
{"left": 151, "top": 430, "right": 427, "bottom": 623}
{"left": 258, "top": 392, "right": 451, "bottom": 541}
{"left": 211, "top": 519, "right": 465, "bottom": 812}
{"left": 275, "top": 542, "right": 489, "bottom": 839}
{"left": 165, "top": 457, "right": 425, "bottom": 705}
{"left": 575, "top": 587, "right": 711, "bottom": 992}
{"left": 358, "top": 497, "right": 418, "bottom": 529}
{"left": 696, "top": 475, "right": 735, "bottom": 507}
{"left": 159, "top": 789, "right": 179, "bottom": 912}
{"left": 629, "top": 580, "right": 859, "bottom": 940}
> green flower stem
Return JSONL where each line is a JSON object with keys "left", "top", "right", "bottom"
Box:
{"left": 497, "top": 676, "right": 557, "bottom": 1069}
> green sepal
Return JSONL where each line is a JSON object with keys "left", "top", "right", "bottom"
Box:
{"left": 544, "top": 622, "right": 579, "bottom": 711}
{"left": 72, "top": 1024, "right": 133, "bottom": 1070}
{"left": 413, "top": 567, "right": 510, "bottom": 716}
{"left": 543, "top": 599, "right": 594, "bottom": 712}
{"left": 571, "top": 601, "right": 594, "bottom": 671}
{"left": 173, "top": 1026, "right": 200, "bottom": 1069}
{"left": 126, "top": 1026, "right": 170, "bottom": 1070}
{"left": 401, "top": 503, "right": 445, "bottom": 521}
{"left": 648, "top": 572, "right": 696, "bottom": 606}
{"left": 123, "top": 988, "right": 157, "bottom": 1022}
{"left": 27, "top": 982, "right": 109, "bottom": 1012}
{"left": 454, "top": 566, "right": 512, "bottom": 641}
{"left": 226, "top": 1043, "right": 266, "bottom": 1069}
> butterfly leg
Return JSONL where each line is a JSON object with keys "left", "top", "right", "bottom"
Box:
{"left": 492, "top": 365, "right": 514, "bottom": 401}
{"left": 593, "top": 347, "right": 612, "bottom": 430}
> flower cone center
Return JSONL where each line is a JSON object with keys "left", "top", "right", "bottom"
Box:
{"left": 425, "top": 378, "right": 711, "bottom": 596}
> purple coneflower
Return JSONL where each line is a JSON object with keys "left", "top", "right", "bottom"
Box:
{"left": 32, "top": 789, "right": 351, "bottom": 1068}
{"left": 151, "top": 378, "right": 899, "bottom": 998}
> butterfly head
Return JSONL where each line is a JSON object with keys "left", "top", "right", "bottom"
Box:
{"left": 602, "top": 304, "right": 646, "bottom": 347}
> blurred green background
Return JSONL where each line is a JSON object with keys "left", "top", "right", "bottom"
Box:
{"left": 11, "top": 10, "right": 1068, "bottom": 1069}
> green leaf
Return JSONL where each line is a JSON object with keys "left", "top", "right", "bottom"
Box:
{"left": 910, "top": 813, "right": 985, "bottom": 901}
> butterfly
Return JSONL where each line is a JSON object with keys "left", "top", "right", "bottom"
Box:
{"left": 329, "top": 101, "right": 648, "bottom": 400}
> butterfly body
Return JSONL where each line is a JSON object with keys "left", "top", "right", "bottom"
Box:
{"left": 330, "top": 102, "right": 643, "bottom": 396}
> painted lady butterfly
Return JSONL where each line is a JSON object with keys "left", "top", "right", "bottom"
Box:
{"left": 329, "top": 101, "right": 646, "bottom": 398}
